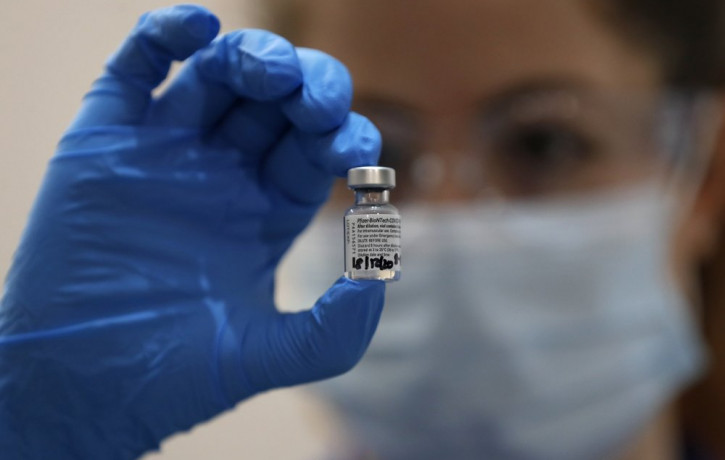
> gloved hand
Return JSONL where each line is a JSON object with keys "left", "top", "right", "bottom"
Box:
{"left": 0, "top": 5, "right": 385, "bottom": 459}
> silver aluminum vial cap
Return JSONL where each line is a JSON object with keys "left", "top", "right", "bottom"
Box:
{"left": 347, "top": 166, "right": 396, "bottom": 189}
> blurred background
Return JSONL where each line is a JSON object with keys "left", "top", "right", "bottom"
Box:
{"left": 0, "top": 1, "right": 334, "bottom": 458}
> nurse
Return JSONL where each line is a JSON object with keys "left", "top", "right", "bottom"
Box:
{"left": 270, "top": 0, "right": 725, "bottom": 458}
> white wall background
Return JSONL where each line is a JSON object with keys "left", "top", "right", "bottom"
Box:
{"left": 0, "top": 1, "right": 336, "bottom": 458}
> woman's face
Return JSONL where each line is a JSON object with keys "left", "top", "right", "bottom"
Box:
{"left": 297, "top": 0, "right": 721, "bottom": 282}
{"left": 282, "top": 5, "right": 723, "bottom": 456}
{"left": 298, "top": 0, "right": 670, "bottom": 202}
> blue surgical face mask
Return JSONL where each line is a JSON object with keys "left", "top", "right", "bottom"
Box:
{"left": 276, "top": 184, "right": 706, "bottom": 460}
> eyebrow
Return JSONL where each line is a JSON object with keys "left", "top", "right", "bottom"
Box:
{"left": 478, "top": 78, "right": 596, "bottom": 119}
{"left": 353, "top": 77, "right": 598, "bottom": 121}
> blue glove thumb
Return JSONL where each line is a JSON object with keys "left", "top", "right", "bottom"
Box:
{"left": 221, "top": 278, "right": 386, "bottom": 399}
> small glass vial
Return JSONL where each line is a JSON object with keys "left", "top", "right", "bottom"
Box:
{"left": 344, "top": 167, "right": 401, "bottom": 282}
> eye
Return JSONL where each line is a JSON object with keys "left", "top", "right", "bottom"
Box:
{"left": 493, "top": 121, "right": 596, "bottom": 170}
{"left": 482, "top": 120, "right": 605, "bottom": 197}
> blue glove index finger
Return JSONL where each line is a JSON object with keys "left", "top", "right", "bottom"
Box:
{"left": 121, "top": 6, "right": 221, "bottom": 75}
{"left": 69, "top": 5, "right": 221, "bottom": 131}
{"left": 281, "top": 48, "right": 353, "bottom": 134}
{"left": 147, "top": 29, "right": 303, "bottom": 128}
{"left": 211, "top": 48, "right": 352, "bottom": 161}
{"left": 216, "top": 100, "right": 290, "bottom": 162}
{"left": 195, "top": 29, "right": 303, "bottom": 100}
{"left": 262, "top": 112, "right": 382, "bottom": 206}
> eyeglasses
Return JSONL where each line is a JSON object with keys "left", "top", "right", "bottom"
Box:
{"left": 357, "top": 89, "right": 721, "bottom": 203}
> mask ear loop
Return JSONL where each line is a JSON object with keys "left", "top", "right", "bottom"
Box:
{"left": 655, "top": 92, "right": 723, "bottom": 324}
{"left": 654, "top": 93, "right": 724, "bottom": 381}
{"left": 660, "top": 92, "right": 723, "bottom": 213}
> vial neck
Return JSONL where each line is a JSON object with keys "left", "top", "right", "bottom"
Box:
{"left": 355, "top": 189, "right": 390, "bottom": 205}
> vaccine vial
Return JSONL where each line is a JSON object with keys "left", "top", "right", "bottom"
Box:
{"left": 344, "top": 167, "right": 401, "bottom": 282}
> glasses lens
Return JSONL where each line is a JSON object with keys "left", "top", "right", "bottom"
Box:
{"left": 361, "top": 90, "right": 720, "bottom": 203}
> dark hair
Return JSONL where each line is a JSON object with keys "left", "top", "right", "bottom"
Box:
{"left": 597, "top": 0, "right": 725, "bottom": 87}
{"left": 266, "top": 0, "right": 725, "bottom": 87}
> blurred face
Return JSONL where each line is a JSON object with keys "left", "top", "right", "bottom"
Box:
{"left": 296, "top": 0, "right": 720, "bottom": 285}
{"left": 279, "top": 4, "right": 723, "bottom": 457}
{"left": 298, "top": 0, "right": 670, "bottom": 203}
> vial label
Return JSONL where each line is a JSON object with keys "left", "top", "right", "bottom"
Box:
{"left": 345, "top": 214, "right": 402, "bottom": 276}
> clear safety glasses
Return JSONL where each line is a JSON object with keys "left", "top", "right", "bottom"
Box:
{"left": 362, "top": 89, "right": 722, "bottom": 204}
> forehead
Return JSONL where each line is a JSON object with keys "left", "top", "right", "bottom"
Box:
{"left": 298, "top": 0, "right": 660, "bottom": 111}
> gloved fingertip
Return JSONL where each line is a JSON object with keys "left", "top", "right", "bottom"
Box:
{"left": 334, "top": 276, "right": 386, "bottom": 296}
{"left": 130, "top": 5, "right": 222, "bottom": 62}
{"left": 263, "top": 58, "right": 305, "bottom": 99}
{"left": 233, "top": 29, "right": 303, "bottom": 100}
{"left": 136, "top": 11, "right": 152, "bottom": 27}
{"left": 321, "top": 277, "right": 386, "bottom": 317}
{"left": 282, "top": 48, "right": 353, "bottom": 133}
{"left": 329, "top": 113, "right": 382, "bottom": 177}
{"left": 179, "top": 6, "right": 221, "bottom": 41}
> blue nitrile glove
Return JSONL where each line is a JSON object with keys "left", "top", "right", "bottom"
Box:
{"left": 0, "top": 5, "right": 385, "bottom": 459}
